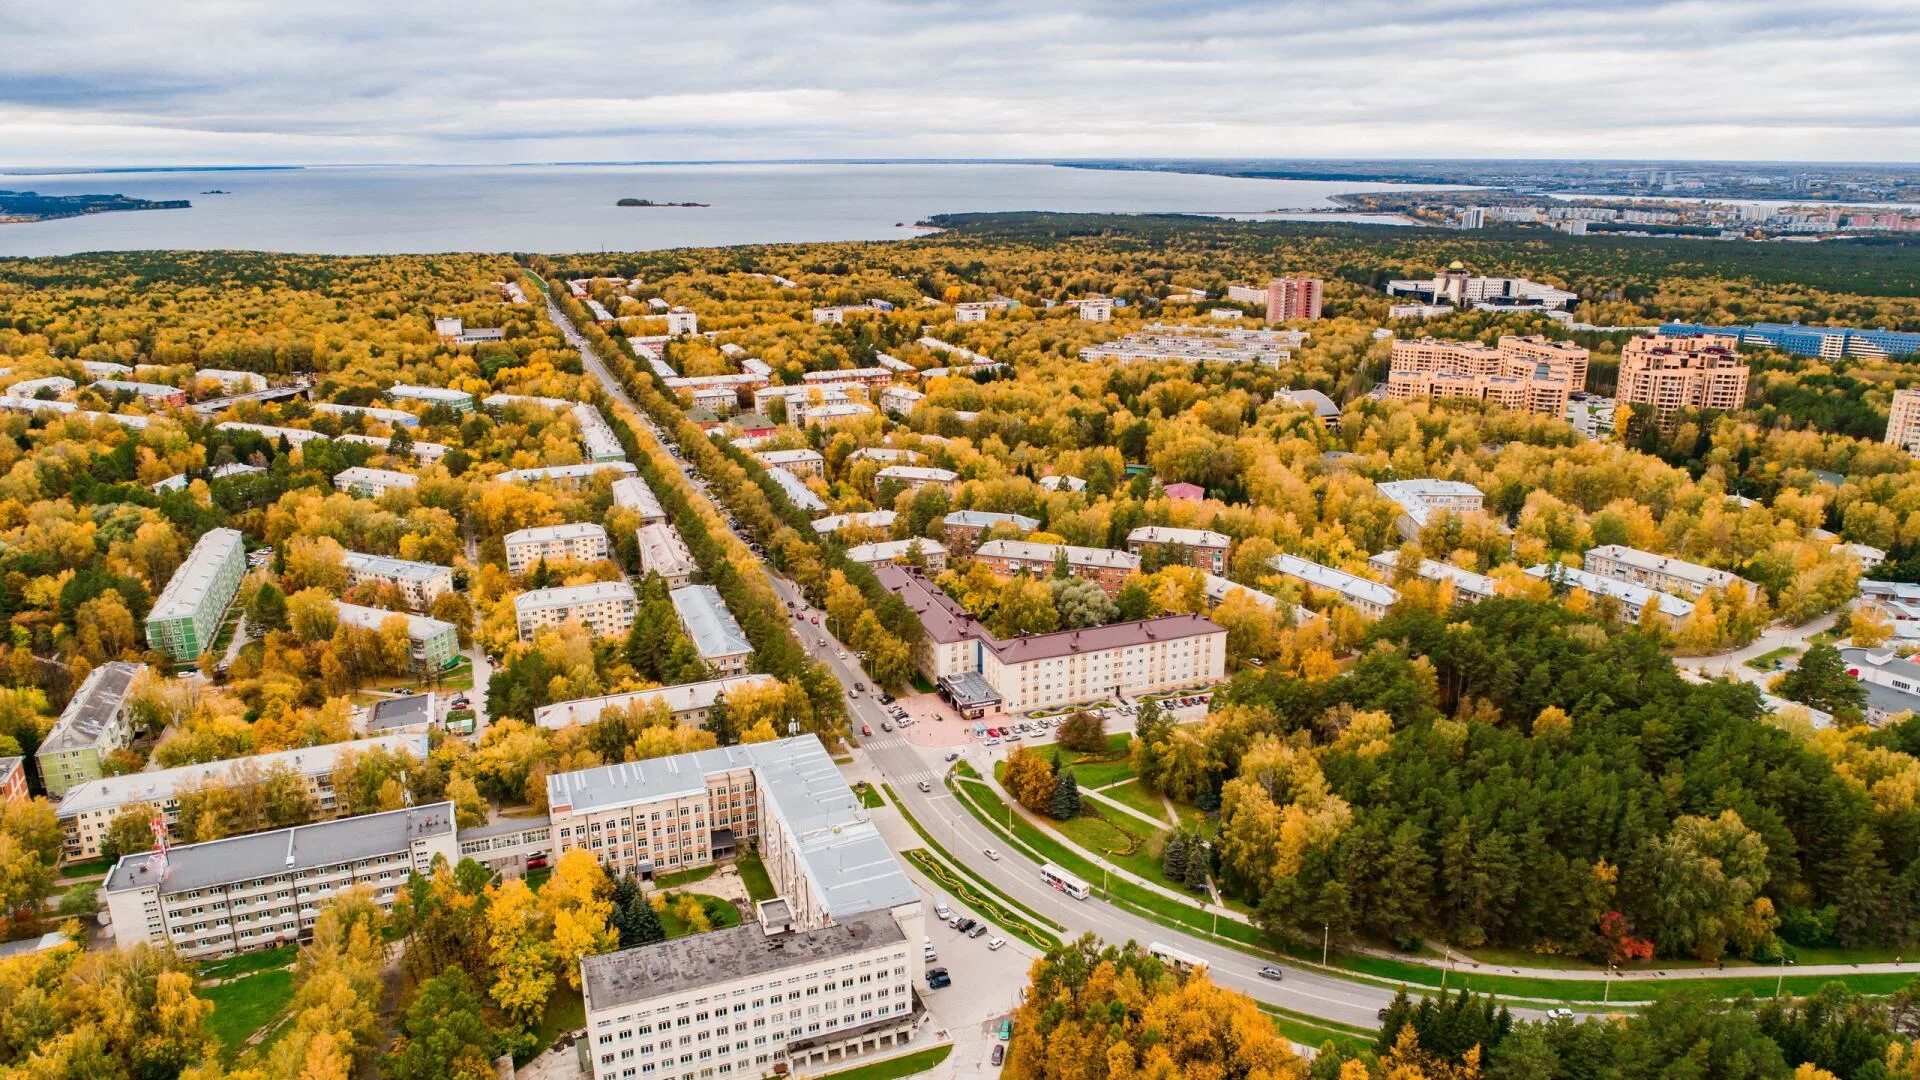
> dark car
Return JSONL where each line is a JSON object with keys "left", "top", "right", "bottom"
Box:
{"left": 927, "top": 968, "right": 951, "bottom": 989}
{"left": 967, "top": 923, "right": 988, "bottom": 938}
{"left": 991, "top": 1044, "right": 1004, "bottom": 1066}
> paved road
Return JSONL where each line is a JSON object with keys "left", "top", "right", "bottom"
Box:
{"left": 542, "top": 293, "right": 1414, "bottom": 1029}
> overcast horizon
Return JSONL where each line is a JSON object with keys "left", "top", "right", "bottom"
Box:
{"left": 4, "top": 0, "right": 1919, "bottom": 168}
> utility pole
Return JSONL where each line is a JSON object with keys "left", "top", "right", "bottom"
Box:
{"left": 1323, "top": 923, "right": 1330, "bottom": 967}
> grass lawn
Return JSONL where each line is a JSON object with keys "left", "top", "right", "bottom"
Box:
{"left": 816, "top": 1044, "right": 953, "bottom": 1080}
{"left": 658, "top": 893, "right": 742, "bottom": 938}
{"left": 1099, "top": 779, "right": 1174, "bottom": 825}
{"left": 651, "top": 864, "right": 718, "bottom": 889}
{"left": 884, "top": 783, "right": 1063, "bottom": 935}
{"left": 905, "top": 850, "right": 1060, "bottom": 950}
{"left": 195, "top": 944, "right": 297, "bottom": 982}
{"left": 57, "top": 857, "right": 114, "bottom": 880}
{"left": 201, "top": 969, "right": 294, "bottom": 1054}
{"left": 1261, "top": 1005, "right": 1376, "bottom": 1056}
{"left": 855, "top": 781, "right": 885, "bottom": 809}
{"left": 734, "top": 854, "right": 777, "bottom": 904}
{"left": 1745, "top": 646, "right": 1802, "bottom": 671}
{"left": 525, "top": 985, "right": 586, "bottom": 1063}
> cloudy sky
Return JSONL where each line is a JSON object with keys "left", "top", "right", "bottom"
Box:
{"left": 3, "top": 0, "right": 1917, "bottom": 167}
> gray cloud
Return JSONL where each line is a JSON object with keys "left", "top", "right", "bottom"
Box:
{"left": 1, "top": 0, "right": 1916, "bottom": 165}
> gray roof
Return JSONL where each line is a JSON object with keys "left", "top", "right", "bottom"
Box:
{"left": 41, "top": 662, "right": 144, "bottom": 755}
{"left": 583, "top": 908, "right": 904, "bottom": 1011}
{"left": 369, "top": 695, "right": 436, "bottom": 730}
{"left": 1523, "top": 563, "right": 1694, "bottom": 618}
{"left": 670, "top": 584, "right": 753, "bottom": 659}
{"left": 548, "top": 735, "right": 916, "bottom": 919}
{"left": 343, "top": 550, "right": 449, "bottom": 583}
{"left": 149, "top": 528, "right": 243, "bottom": 623}
{"left": 766, "top": 466, "right": 829, "bottom": 513}
{"left": 943, "top": 510, "right": 1039, "bottom": 531}
{"left": 104, "top": 802, "right": 456, "bottom": 897}
{"left": 335, "top": 601, "right": 457, "bottom": 642}
{"left": 56, "top": 733, "right": 428, "bottom": 819}
{"left": 1274, "top": 387, "right": 1340, "bottom": 417}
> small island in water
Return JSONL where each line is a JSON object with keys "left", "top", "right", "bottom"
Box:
{"left": 0, "top": 189, "right": 191, "bottom": 224}
{"left": 616, "top": 197, "right": 708, "bottom": 208}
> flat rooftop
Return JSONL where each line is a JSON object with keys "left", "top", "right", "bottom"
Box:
{"left": 58, "top": 732, "right": 427, "bottom": 818}
{"left": 105, "top": 802, "right": 455, "bottom": 897}
{"left": 514, "top": 581, "right": 637, "bottom": 614}
{"left": 343, "top": 550, "right": 449, "bottom": 582}
{"left": 583, "top": 907, "right": 903, "bottom": 1011}
{"left": 506, "top": 522, "right": 608, "bottom": 545}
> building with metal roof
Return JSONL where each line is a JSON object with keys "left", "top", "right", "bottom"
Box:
{"left": 388, "top": 384, "right": 475, "bottom": 411}
{"left": 766, "top": 466, "right": 829, "bottom": 514}
{"left": 342, "top": 551, "right": 453, "bottom": 609}
{"left": 333, "top": 602, "right": 460, "bottom": 671}
{"left": 36, "top": 661, "right": 145, "bottom": 797}
{"left": 514, "top": 581, "right": 637, "bottom": 641}
{"left": 669, "top": 585, "right": 754, "bottom": 675}
{"left": 534, "top": 673, "right": 780, "bottom": 730}
{"left": 1523, "top": 563, "right": 1694, "bottom": 621}
{"left": 1266, "top": 553, "right": 1399, "bottom": 619}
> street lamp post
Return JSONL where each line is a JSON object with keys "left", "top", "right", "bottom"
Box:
{"left": 1323, "top": 924, "right": 1330, "bottom": 968}
{"left": 1604, "top": 963, "right": 1617, "bottom": 1005}
{"left": 1776, "top": 956, "right": 1795, "bottom": 997}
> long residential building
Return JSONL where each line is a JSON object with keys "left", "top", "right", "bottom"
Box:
{"left": 846, "top": 538, "right": 948, "bottom": 572}
{"left": 812, "top": 510, "right": 897, "bottom": 537}
{"left": 1524, "top": 563, "right": 1695, "bottom": 620}
{"left": 146, "top": 527, "right": 247, "bottom": 661}
{"left": 515, "top": 581, "right": 638, "bottom": 641}
{"left": 572, "top": 403, "right": 627, "bottom": 462}
{"left": 877, "top": 566, "right": 1224, "bottom": 715}
{"left": 874, "top": 465, "right": 957, "bottom": 492}
{"left": 342, "top": 551, "right": 453, "bottom": 609}
{"left": 505, "top": 522, "right": 611, "bottom": 573}
{"left": 1659, "top": 320, "right": 1920, "bottom": 361}
{"left": 565, "top": 734, "right": 925, "bottom": 1080}
{"left": 1368, "top": 551, "right": 1498, "bottom": 606}
{"left": 388, "top": 384, "right": 474, "bottom": 412}
{"left": 755, "top": 448, "right": 824, "bottom": 477}
{"left": 939, "top": 510, "right": 1039, "bottom": 552}
{"left": 1079, "top": 324, "right": 1307, "bottom": 368}
{"left": 333, "top": 602, "right": 461, "bottom": 671}
{"left": 497, "top": 461, "right": 639, "bottom": 488}
{"left": 766, "top": 466, "right": 829, "bottom": 514}
{"left": 636, "top": 522, "right": 697, "bottom": 587}
{"left": 670, "top": 585, "right": 754, "bottom": 676}
{"left": 36, "top": 662, "right": 145, "bottom": 797}
{"left": 1385, "top": 335, "right": 1587, "bottom": 417}
{"left": 103, "top": 803, "right": 460, "bottom": 959}
{"left": 1375, "top": 479, "right": 1489, "bottom": 539}
{"left": 1582, "top": 544, "right": 1756, "bottom": 598}
{"left": 534, "top": 674, "right": 781, "bottom": 731}
{"left": 315, "top": 402, "right": 419, "bottom": 428}
{"left": 55, "top": 733, "right": 430, "bottom": 862}
{"left": 1616, "top": 333, "right": 1749, "bottom": 428}
{"left": 1126, "top": 526, "right": 1231, "bottom": 574}
{"left": 1265, "top": 553, "right": 1400, "bottom": 619}
{"left": 974, "top": 539, "right": 1141, "bottom": 595}
{"left": 333, "top": 466, "right": 418, "bottom": 498}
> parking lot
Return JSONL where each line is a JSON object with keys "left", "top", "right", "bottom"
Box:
{"left": 915, "top": 878, "right": 1039, "bottom": 1074}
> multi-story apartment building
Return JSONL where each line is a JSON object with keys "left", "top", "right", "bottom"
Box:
{"left": 755, "top": 449, "right": 825, "bottom": 477}
{"left": 91, "top": 380, "right": 187, "bottom": 407}
{"left": 387, "top": 384, "right": 475, "bottom": 412}
{"left": 342, "top": 551, "right": 453, "bottom": 610}
{"left": 845, "top": 539, "right": 949, "bottom": 573}
{"left": 973, "top": 540, "right": 1141, "bottom": 596}
{"left": 1497, "top": 335, "right": 1590, "bottom": 389}
{"left": 1063, "top": 296, "right": 1114, "bottom": 321}
{"left": 1266, "top": 277, "right": 1324, "bottom": 322}
{"left": 1126, "top": 526, "right": 1231, "bottom": 573}
{"left": 953, "top": 298, "right": 1017, "bottom": 322}
{"left": 216, "top": 421, "right": 330, "bottom": 446}
{"left": 1582, "top": 544, "right": 1756, "bottom": 598}
{"left": 315, "top": 402, "right": 420, "bottom": 428}
{"left": 146, "top": 528, "right": 246, "bottom": 661}
{"left": 193, "top": 369, "right": 268, "bottom": 393}
{"left": 36, "top": 662, "right": 144, "bottom": 797}
{"left": 636, "top": 522, "right": 697, "bottom": 587}
{"left": 610, "top": 476, "right": 667, "bottom": 525}
{"left": 1616, "top": 333, "right": 1749, "bottom": 428}
{"left": 812, "top": 510, "right": 898, "bottom": 538}
{"left": 572, "top": 404, "right": 628, "bottom": 463}
{"left": 876, "top": 566, "right": 1224, "bottom": 714}
{"left": 563, "top": 734, "right": 924, "bottom": 1080}
{"left": 1368, "top": 551, "right": 1498, "bottom": 607}
{"left": 670, "top": 585, "right": 754, "bottom": 676}
{"left": 515, "top": 582, "right": 639, "bottom": 641}
{"left": 1386, "top": 367, "right": 1572, "bottom": 418}
{"left": 0, "top": 757, "right": 26, "bottom": 803}
{"left": 874, "top": 465, "right": 957, "bottom": 493}
{"left": 332, "top": 465, "right": 419, "bottom": 498}
{"left": 505, "top": 522, "right": 611, "bottom": 573}
{"left": 665, "top": 307, "right": 699, "bottom": 336}
{"left": 1386, "top": 335, "right": 1586, "bottom": 418}
{"left": 534, "top": 674, "right": 781, "bottom": 731}
{"left": 878, "top": 386, "right": 923, "bottom": 416}
{"left": 54, "top": 733, "right": 429, "bottom": 862}
{"left": 102, "top": 803, "right": 460, "bottom": 959}
{"left": 1265, "top": 554, "right": 1400, "bottom": 619}
{"left": 766, "top": 467, "right": 830, "bottom": 514}
{"left": 1374, "top": 479, "right": 1489, "bottom": 539}
{"left": 333, "top": 602, "right": 460, "bottom": 671}
{"left": 1887, "top": 388, "right": 1920, "bottom": 458}
{"left": 1079, "top": 325, "right": 1306, "bottom": 368}
{"left": 1524, "top": 563, "right": 1694, "bottom": 621}
{"left": 1659, "top": 321, "right": 1920, "bottom": 361}
{"left": 939, "top": 510, "right": 1039, "bottom": 553}
{"left": 498, "top": 462, "right": 639, "bottom": 488}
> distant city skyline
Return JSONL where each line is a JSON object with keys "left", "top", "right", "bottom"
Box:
{"left": 3, "top": 0, "right": 1918, "bottom": 167}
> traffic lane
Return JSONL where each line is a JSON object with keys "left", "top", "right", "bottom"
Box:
{"left": 873, "top": 741, "right": 1394, "bottom": 1028}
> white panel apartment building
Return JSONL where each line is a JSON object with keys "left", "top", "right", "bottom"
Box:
{"left": 102, "top": 803, "right": 459, "bottom": 959}
{"left": 55, "top": 733, "right": 429, "bottom": 862}
{"left": 564, "top": 735, "right": 925, "bottom": 1080}
{"left": 670, "top": 585, "right": 754, "bottom": 676}
{"left": 342, "top": 551, "right": 454, "bottom": 609}
{"left": 505, "top": 522, "right": 612, "bottom": 573}
{"left": 515, "top": 581, "right": 639, "bottom": 641}
{"left": 1582, "top": 544, "right": 1757, "bottom": 598}
{"left": 333, "top": 466, "right": 419, "bottom": 499}
{"left": 1266, "top": 553, "right": 1400, "bottom": 619}
{"left": 534, "top": 674, "right": 781, "bottom": 731}
{"left": 610, "top": 476, "right": 668, "bottom": 525}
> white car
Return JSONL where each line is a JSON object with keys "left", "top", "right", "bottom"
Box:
{"left": 935, "top": 903, "right": 952, "bottom": 921}
{"left": 983, "top": 848, "right": 1001, "bottom": 861}
{"left": 1545, "top": 1007, "right": 1575, "bottom": 1021}
{"left": 987, "top": 936, "right": 1006, "bottom": 951}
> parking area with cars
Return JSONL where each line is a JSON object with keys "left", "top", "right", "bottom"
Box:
{"left": 916, "top": 892, "right": 1034, "bottom": 1075}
